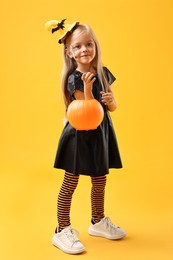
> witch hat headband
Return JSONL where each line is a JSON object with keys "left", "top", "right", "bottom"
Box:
{"left": 45, "top": 19, "right": 79, "bottom": 44}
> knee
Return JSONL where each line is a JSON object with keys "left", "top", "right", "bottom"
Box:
{"left": 91, "top": 176, "right": 107, "bottom": 192}
{"left": 59, "top": 172, "right": 79, "bottom": 195}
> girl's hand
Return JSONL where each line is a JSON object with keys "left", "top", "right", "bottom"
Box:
{"left": 100, "top": 90, "right": 117, "bottom": 111}
{"left": 100, "top": 91, "right": 114, "bottom": 105}
{"left": 82, "top": 72, "right": 96, "bottom": 92}
{"left": 82, "top": 72, "right": 96, "bottom": 100}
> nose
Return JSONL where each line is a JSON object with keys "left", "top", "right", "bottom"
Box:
{"left": 81, "top": 45, "right": 88, "bottom": 52}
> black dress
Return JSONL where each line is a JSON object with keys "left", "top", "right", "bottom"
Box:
{"left": 54, "top": 67, "right": 122, "bottom": 176}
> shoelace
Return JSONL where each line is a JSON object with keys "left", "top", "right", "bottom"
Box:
{"left": 103, "top": 217, "right": 120, "bottom": 231}
{"left": 64, "top": 227, "right": 80, "bottom": 245}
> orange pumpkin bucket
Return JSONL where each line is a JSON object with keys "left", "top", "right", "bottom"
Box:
{"left": 67, "top": 99, "right": 104, "bottom": 130}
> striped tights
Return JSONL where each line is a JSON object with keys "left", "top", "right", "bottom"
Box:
{"left": 57, "top": 172, "right": 106, "bottom": 230}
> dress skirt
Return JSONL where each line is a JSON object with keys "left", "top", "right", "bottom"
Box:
{"left": 54, "top": 111, "right": 122, "bottom": 176}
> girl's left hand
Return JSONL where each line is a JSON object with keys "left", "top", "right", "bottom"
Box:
{"left": 100, "top": 91, "right": 114, "bottom": 105}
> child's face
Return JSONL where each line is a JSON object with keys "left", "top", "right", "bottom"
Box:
{"left": 66, "top": 30, "right": 96, "bottom": 68}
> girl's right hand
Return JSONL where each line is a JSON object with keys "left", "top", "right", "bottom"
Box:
{"left": 82, "top": 72, "right": 96, "bottom": 92}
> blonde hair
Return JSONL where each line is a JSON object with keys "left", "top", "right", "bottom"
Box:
{"left": 61, "top": 24, "right": 109, "bottom": 109}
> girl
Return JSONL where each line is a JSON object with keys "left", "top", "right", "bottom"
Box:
{"left": 45, "top": 19, "right": 126, "bottom": 255}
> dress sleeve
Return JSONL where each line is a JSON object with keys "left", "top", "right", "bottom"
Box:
{"left": 103, "top": 67, "right": 116, "bottom": 85}
{"left": 67, "top": 72, "right": 84, "bottom": 98}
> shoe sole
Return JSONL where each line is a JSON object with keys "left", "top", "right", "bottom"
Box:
{"left": 88, "top": 228, "right": 126, "bottom": 240}
{"left": 52, "top": 236, "right": 85, "bottom": 255}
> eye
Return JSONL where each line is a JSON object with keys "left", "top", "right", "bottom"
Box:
{"left": 72, "top": 44, "right": 81, "bottom": 50}
{"left": 87, "top": 42, "right": 94, "bottom": 47}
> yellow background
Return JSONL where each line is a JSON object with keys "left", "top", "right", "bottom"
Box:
{"left": 1, "top": 0, "right": 173, "bottom": 259}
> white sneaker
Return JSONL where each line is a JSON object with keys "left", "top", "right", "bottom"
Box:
{"left": 52, "top": 226, "right": 85, "bottom": 254}
{"left": 88, "top": 217, "right": 126, "bottom": 240}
